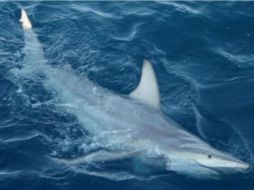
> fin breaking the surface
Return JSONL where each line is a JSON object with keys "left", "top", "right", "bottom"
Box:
{"left": 130, "top": 60, "right": 160, "bottom": 109}
{"left": 20, "top": 8, "right": 32, "bottom": 29}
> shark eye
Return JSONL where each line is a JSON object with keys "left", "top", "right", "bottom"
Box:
{"left": 208, "top": 154, "right": 212, "bottom": 159}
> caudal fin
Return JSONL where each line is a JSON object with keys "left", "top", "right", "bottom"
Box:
{"left": 20, "top": 8, "right": 32, "bottom": 29}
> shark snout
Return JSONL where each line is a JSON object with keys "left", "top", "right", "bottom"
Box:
{"left": 234, "top": 161, "right": 251, "bottom": 171}
{"left": 212, "top": 157, "right": 252, "bottom": 173}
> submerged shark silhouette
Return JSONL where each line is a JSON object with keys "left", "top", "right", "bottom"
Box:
{"left": 20, "top": 8, "right": 251, "bottom": 178}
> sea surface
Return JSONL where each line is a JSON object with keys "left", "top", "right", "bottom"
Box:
{"left": 0, "top": 1, "right": 254, "bottom": 190}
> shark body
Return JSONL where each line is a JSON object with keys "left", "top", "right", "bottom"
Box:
{"left": 19, "top": 8, "right": 251, "bottom": 178}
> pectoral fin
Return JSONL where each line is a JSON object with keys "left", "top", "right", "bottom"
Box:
{"left": 54, "top": 150, "right": 141, "bottom": 165}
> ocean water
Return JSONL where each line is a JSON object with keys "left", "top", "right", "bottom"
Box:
{"left": 1, "top": 1, "right": 254, "bottom": 190}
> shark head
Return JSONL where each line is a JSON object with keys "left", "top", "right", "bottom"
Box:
{"left": 167, "top": 144, "right": 251, "bottom": 178}
{"left": 163, "top": 144, "right": 251, "bottom": 179}
{"left": 181, "top": 150, "right": 250, "bottom": 171}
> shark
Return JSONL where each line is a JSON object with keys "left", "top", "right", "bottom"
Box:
{"left": 19, "top": 8, "right": 251, "bottom": 178}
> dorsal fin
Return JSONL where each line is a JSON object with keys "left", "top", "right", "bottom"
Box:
{"left": 130, "top": 59, "right": 160, "bottom": 109}
{"left": 20, "top": 8, "right": 32, "bottom": 29}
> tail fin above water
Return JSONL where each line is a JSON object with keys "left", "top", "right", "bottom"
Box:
{"left": 19, "top": 7, "right": 45, "bottom": 69}
{"left": 20, "top": 8, "right": 32, "bottom": 29}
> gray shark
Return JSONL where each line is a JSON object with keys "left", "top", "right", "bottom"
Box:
{"left": 19, "top": 8, "right": 251, "bottom": 178}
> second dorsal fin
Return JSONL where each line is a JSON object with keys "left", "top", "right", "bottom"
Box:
{"left": 130, "top": 60, "right": 160, "bottom": 109}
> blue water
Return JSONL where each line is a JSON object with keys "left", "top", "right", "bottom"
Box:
{"left": 1, "top": 1, "right": 254, "bottom": 190}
